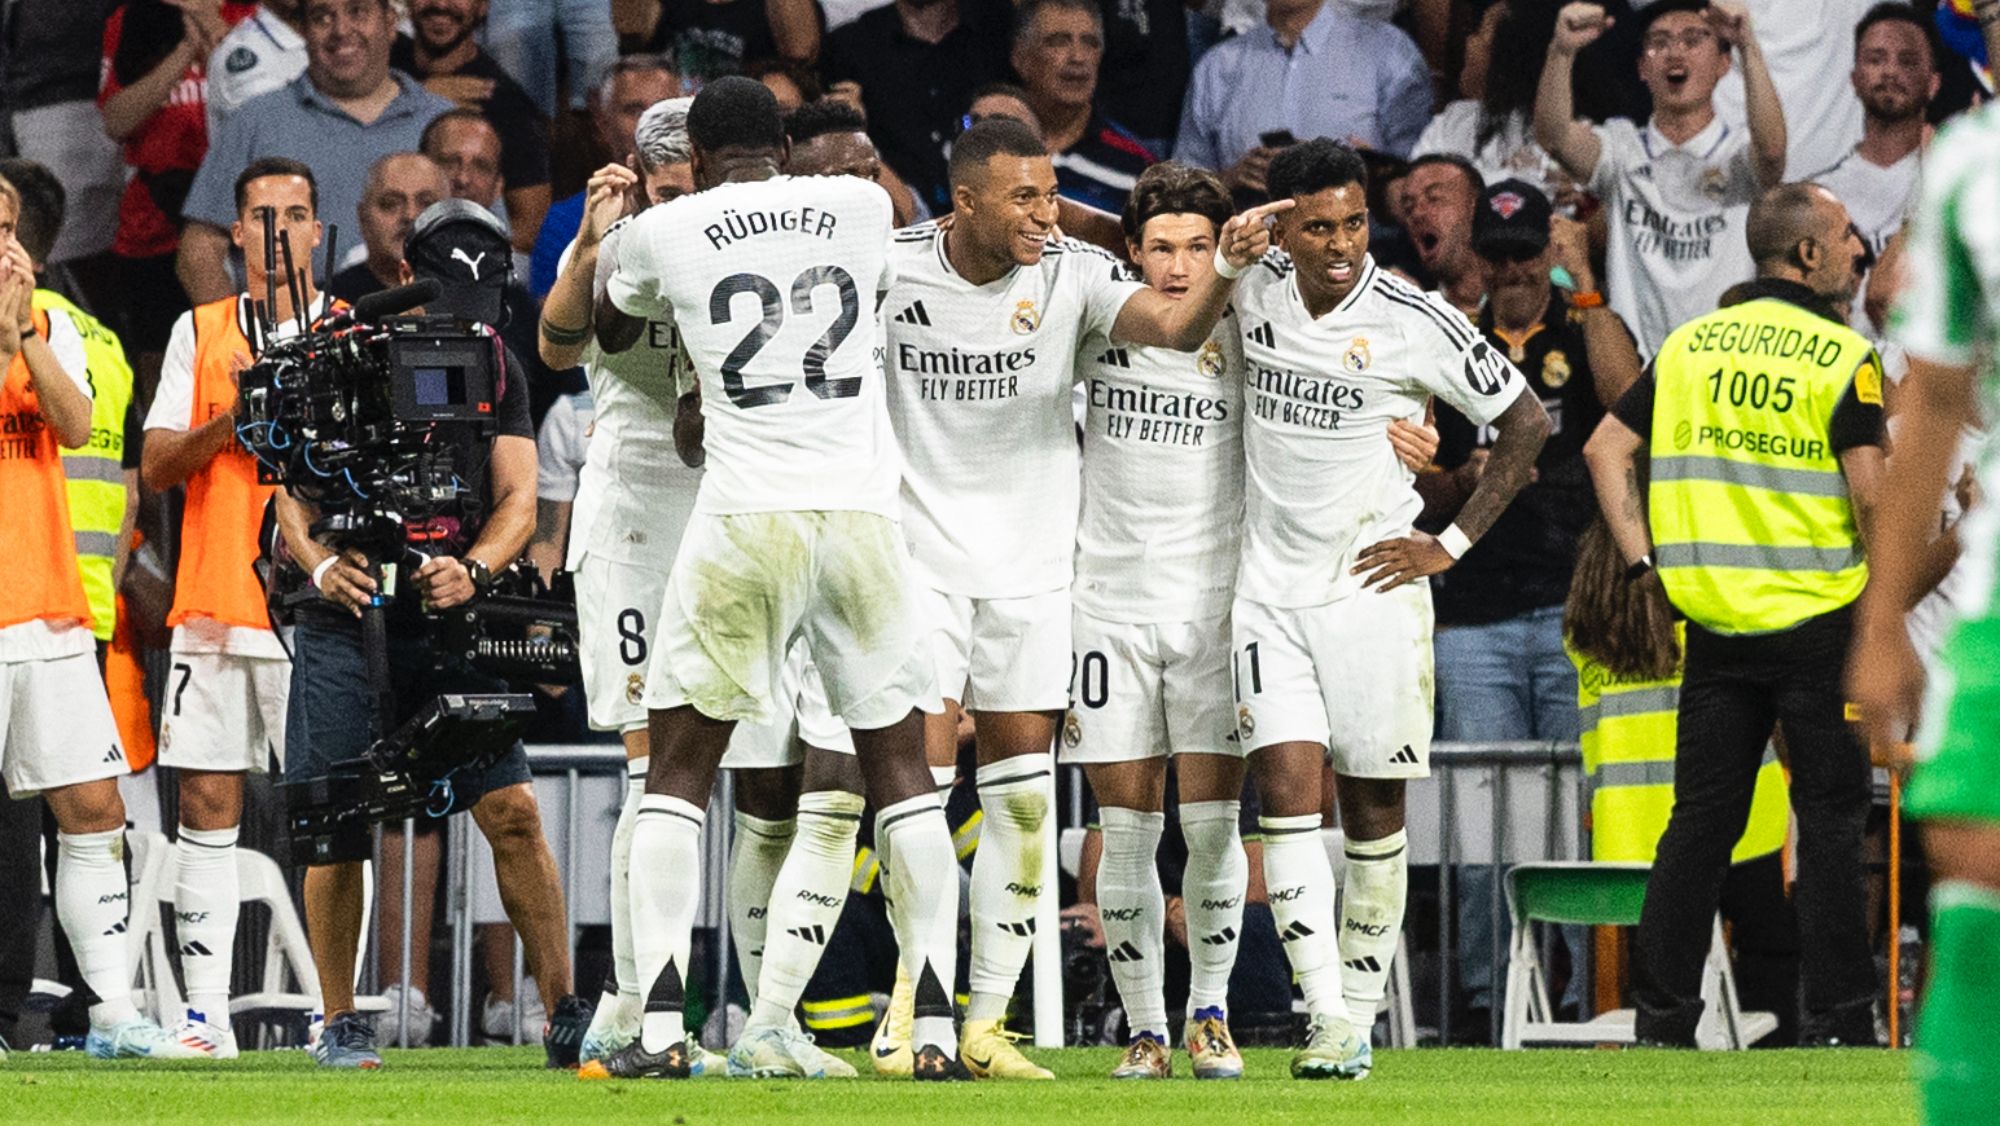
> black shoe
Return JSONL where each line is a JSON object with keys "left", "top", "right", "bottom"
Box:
{"left": 912, "top": 1044, "right": 973, "bottom": 1081}
{"left": 545, "top": 995, "right": 593, "bottom": 1069}
{"left": 579, "top": 1038, "right": 690, "bottom": 1080}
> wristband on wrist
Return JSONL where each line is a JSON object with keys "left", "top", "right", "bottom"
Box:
{"left": 1213, "top": 247, "right": 1245, "bottom": 280}
{"left": 1438, "top": 524, "right": 1473, "bottom": 560}
{"left": 1624, "top": 554, "right": 1655, "bottom": 582}
{"left": 1570, "top": 290, "right": 1606, "bottom": 309}
{"left": 311, "top": 555, "right": 338, "bottom": 590}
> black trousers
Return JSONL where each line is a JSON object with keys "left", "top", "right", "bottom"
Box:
{"left": 0, "top": 783, "right": 45, "bottom": 1043}
{"left": 1633, "top": 605, "right": 1875, "bottom": 1045}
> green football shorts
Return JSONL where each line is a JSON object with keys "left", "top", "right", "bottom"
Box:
{"left": 1910, "top": 614, "right": 2000, "bottom": 822}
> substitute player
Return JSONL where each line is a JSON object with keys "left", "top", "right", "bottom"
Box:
{"left": 874, "top": 118, "right": 1287, "bottom": 1080}
{"left": 141, "top": 158, "right": 329, "bottom": 1059}
{"left": 1851, "top": 100, "right": 2000, "bottom": 1125}
{"left": 0, "top": 175, "right": 196, "bottom": 1060}
{"left": 583, "top": 76, "right": 964, "bottom": 1082}
{"left": 1232, "top": 139, "right": 1548, "bottom": 1079}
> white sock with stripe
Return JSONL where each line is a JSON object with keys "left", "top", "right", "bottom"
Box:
{"left": 727, "top": 808, "right": 795, "bottom": 1008}
{"left": 746, "top": 789, "right": 863, "bottom": 1032}
{"left": 1339, "top": 829, "right": 1408, "bottom": 1032}
{"left": 967, "top": 754, "right": 1050, "bottom": 1023}
{"left": 588, "top": 756, "right": 647, "bottom": 1041}
{"left": 631, "top": 794, "right": 704, "bottom": 1053}
{"left": 173, "top": 823, "right": 240, "bottom": 1021}
{"left": 1179, "top": 800, "right": 1247, "bottom": 1018}
{"left": 1259, "top": 813, "right": 1345, "bottom": 1023}
{"left": 58, "top": 828, "right": 141, "bottom": 1028}
{"left": 1096, "top": 807, "right": 1168, "bottom": 1038}
{"left": 876, "top": 792, "right": 959, "bottom": 1056}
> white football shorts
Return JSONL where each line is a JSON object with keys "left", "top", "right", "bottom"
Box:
{"left": 0, "top": 652, "right": 129, "bottom": 797}
{"left": 921, "top": 586, "right": 1071, "bottom": 713}
{"left": 1230, "top": 582, "right": 1435, "bottom": 778}
{"left": 157, "top": 650, "right": 290, "bottom": 773}
{"left": 1060, "top": 608, "right": 1238, "bottom": 764}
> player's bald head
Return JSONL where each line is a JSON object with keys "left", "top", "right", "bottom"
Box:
{"left": 948, "top": 117, "right": 1049, "bottom": 190}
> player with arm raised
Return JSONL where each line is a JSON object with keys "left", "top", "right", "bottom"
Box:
{"left": 580, "top": 76, "right": 965, "bottom": 1083}
{"left": 1232, "top": 139, "right": 1549, "bottom": 1079}
{"left": 871, "top": 117, "right": 1284, "bottom": 1080}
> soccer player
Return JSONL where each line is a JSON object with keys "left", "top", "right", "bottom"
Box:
{"left": 1231, "top": 139, "right": 1548, "bottom": 1078}
{"left": 141, "top": 157, "right": 329, "bottom": 1059}
{"left": 1850, "top": 101, "right": 2000, "bottom": 1125}
{"left": 1070, "top": 160, "right": 1438, "bottom": 1080}
{"left": 873, "top": 117, "right": 1284, "bottom": 1080}
{"left": 581, "top": 75, "right": 965, "bottom": 1082}
{"left": 0, "top": 175, "right": 197, "bottom": 1060}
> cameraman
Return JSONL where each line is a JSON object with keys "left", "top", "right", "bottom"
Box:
{"left": 276, "top": 199, "right": 586, "bottom": 1070}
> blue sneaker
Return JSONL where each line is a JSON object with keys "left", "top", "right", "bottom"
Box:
{"left": 312, "top": 1012, "right": 383, "bottom": 1070}
{"left": 85, "top": 1019, "right": 207, "bottom": 1060}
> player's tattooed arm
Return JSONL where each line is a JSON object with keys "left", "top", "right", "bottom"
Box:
{"left": 1582, "top": 408, "right": 1653, "bottom": 569}
{"left": 1354, "top": 387, "right": 1550, "bottom": 590}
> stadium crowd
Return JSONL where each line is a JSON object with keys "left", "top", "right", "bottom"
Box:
{"left": 0, "top": 0, "right": 1993, "bottom": 1109}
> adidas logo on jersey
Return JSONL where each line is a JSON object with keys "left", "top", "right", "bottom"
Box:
{"left": 1096, "top": 347, "right": 1132, "bottom": 368}
{"left": 787, "top": 924, "right": 828, "bottom": 946}
{"left": 1249, "top": 321, "right": 1277, "bottom": 349}
{"left": 1389, "top": 745, "right": 1421, "bottom": 766}
{"left": 1344, "top": 955, "right": 1383, "bottom": 974}
{"left": 1108, "top": 941, "right": 1145, "bottom": 964}
{"left": 894, "top": 301, "right": 933, "bottom": 326}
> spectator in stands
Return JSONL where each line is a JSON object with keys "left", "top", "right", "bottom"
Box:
{"left": 821, "top": 0, "right": 1015, "bottom": 214}
{"left": 3, "top": 0, "right": 129, "bottom": 277}
{"left": 646, "top": 0, "right": 820, "bottom": 83}
{"left": 1711, "top": 0, "right": 1875, "bottom": 181}
{"left": 1424, "top": 181, "right": 1643, "bottom": 1030}
{"left": 178, "top": 0, "right": 453, "bottom": 306}
{"left": 1173, "top": 0, "right": 1432, "bottom": 195}
{"left": 1413, "top": 0, "right": 1574, "bottom": 212}
{"left": 1094, "top": 0, "right": 1189, "bottom": 155}
{"left": 1400, "top": 153, "right": 1485, "bottom": 316}
{"left": 964, "top": 81, "right": 1043, "bottom": 138}
{"left": 1011, "top": 0, "right": 1157, "bottom": 215}
{"left": 420, "top": 110, "right": 531, "bottom": 279}
{"left": 1535, "top": 0, "right": 1785, "bottom": 356}
{"left": 204, "top": 0, "right": 307, "bottom": 136}
{"left": 98, "top": 0, "right": 254, "bottom": 375}
{"left": 527, "top": 54, "right": 679, "bottom": 297}
{"left": 785, "top": 99, "right": 925, "bottom": 225}
{"left": 389, "top": 0, "right": 552, "bottom": 251}
{"left": 1811, "top": 2, "right": 1939, "bottom": 332}
{"left": 327, "top": 151, "right": 447, "bottom": 302}
{"left": 479, "top": 0, "right": 617, "bottom": 115}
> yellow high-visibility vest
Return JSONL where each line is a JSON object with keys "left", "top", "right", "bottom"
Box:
{"left": 37, "top": 289, "right": 134, "bottom": 642}
{"left": 1572, "top": 629, "right": 1789, "bottom": 864}
{"left": 1647, "top": 294, "right": 1878, "bottom": 634}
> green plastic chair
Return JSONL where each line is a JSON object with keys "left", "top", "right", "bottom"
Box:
{"left": 1500, "top": 862, "right": 1777, "bottom": 1050}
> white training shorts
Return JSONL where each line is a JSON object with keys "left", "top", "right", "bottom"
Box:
{"left": 157, "top": 651, "right": 290, "bottom": 773}
{"left": 921, "top": 586, "right": 1071, "bottom": 713}
{"left": 1231, "top": 582, "right": 1435, "bottom": 779}
{"left": 581, "top": 552, "right": 857, "bottom": 764}
{"left": 641, "top": 511, "right": 937, "bottom": 731}
{"left": 1060, "top": 609, "right": 1238, "bottom": 765}
{"left": 0, "top": 653, "right": 129, "bottom": 797}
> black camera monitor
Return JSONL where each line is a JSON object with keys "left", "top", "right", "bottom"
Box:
{"left": 387, "top": 331, "right": 497, "bottom": 423}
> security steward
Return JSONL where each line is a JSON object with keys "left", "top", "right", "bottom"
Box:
{"left": 1582, "top": 182, "right": 1883, "bottom": 1047}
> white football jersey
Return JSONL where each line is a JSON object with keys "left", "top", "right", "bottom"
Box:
{"left": 1590, "top": 116, "right": 1761, "bottom": 357}
{"left": 608, "top": 175, "right": 900, "bottom": 518}
{"left": 1809, "top": 146, "right": 1920, "bottom": 331}
{"left": 1074, "top": 297, "right": 1244, "bottom": 624}
{"left": 1234, "top": 253, "right": 1527, "bottom": 609}
{"left": 883, "top": 224, "right": 1145, "bottom": 596}
{"left": 563, "top": 222, "right": 703, "bottom": 569}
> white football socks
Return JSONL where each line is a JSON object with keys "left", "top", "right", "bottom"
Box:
{"left": 631, "top": 794, "right": 704, "bottom": 1053}
{"left": 173, "top": 823, "right": 240, "bottom": 1020}
{"left": 876, "top": 792, "right": 959, "bottom": 1056}
{"left": 1339, "top": 828, "right": 1408, "bottom": 1031}
{"left": 966, "top": 754, "right": 1050, "bottom": 1023}
{"left": 587, "top": 756, "right": 647, "bottom": 1041}
{"left": 1259, "top": 813, "right": 1345, "bottom": 1024}
{"left": 1096, "top": 807, "right": 1168, "bottom": 1038}
{"left": 1179, "top": 800, "right": 1248, "bottom": 1018}
{"left": 57, "top": 828, "right": 140, "bottom": 1028}
{"left": 727, "top": 809, "right": 795, "bottom": 1007}
{"left": 746, "top": 789, "right": 863, "bottom": 1032}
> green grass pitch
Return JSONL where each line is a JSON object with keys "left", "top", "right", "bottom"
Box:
{"left": 3, "top": 1045, "right": 1915, "bottom": 1124}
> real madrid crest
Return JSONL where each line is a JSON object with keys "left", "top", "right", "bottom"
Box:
{"left": 1197, "top": 339, "right": 1225, "bottom": 378}
{"left": 1237, "top": 704, "right": 1256, "bottom": 736}
{"left": 626, "top": 673, "right": 645, "bottom": 706}
{"left": 1343, "top": 336, "right": 1371, "bottom": 373}
{"left": 1011, "top": 299, "right": 1041, "bottom": 335}
{"left": 1541, "top": 349, "right": 1572, "bottom": 389}
{"left": 1699, "top": 166, "right": 1728, "bottom": 202}
{"left": 1063, "top": 711, "right": 1082, "bottom": 748}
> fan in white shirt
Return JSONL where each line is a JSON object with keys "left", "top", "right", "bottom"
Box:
{"left": 1807, "top": 5, "right": 1940, "bottom": 332}
{"left": 873, "top": 117, "right": 1286, "bottom": 1081}
{"left": 1536, "top": 1, "right": 1788, "bottom": 356}
{"left": 1232, "top": 139, "right": 1550, "bottom": 1081}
